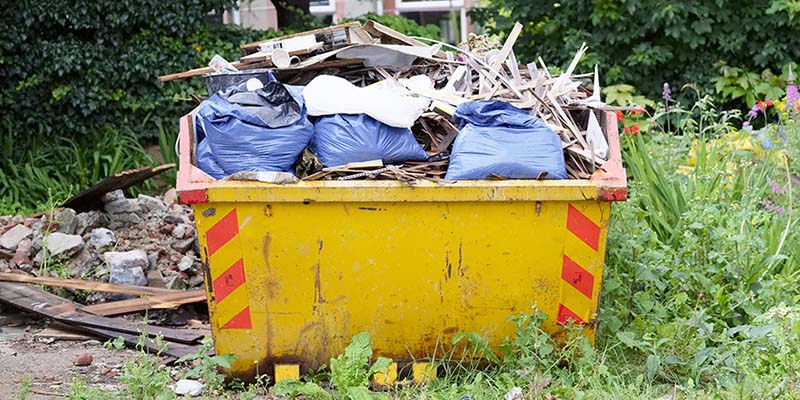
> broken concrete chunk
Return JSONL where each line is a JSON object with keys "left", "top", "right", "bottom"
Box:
{"left": 12, "top": 238, "right": 33, "bottom": 271}
{"left": 107, "top": 212, "right": 142, "bottom": 229}
{"left": 101, "top": 189, "right": 125, "bottom": 204}
{"left": 75, "top": 211, "right": 110, "bottom": 236}
{"left": 146, "top": 269, "right": 166, "bottom": 288}
{"left": 67, "top": 247, "right": 98, "bottom": 278}
{"left": 89, "top": 228, "right": 116, "bottom": 248}
{"left": 0, "top": 224, "right": 33, "bottom": 251}
{"left": 103, "top": 250, "right": 148, "bottom": 286}
{"left": 55, "top": 208, "right": 79, "bottom": 234}
{"left": 177, "top": 255, "right": 194, "bottom": 272}
{"left": 44, "top": 232, "right": 84, "bottom": 258}
{"left": 171, "top": 238, "right": 194, "bottom": 253}
{"left": 171, "top": 223, "right": 188, "bottom": 239}
{"left": 104, "top": 198, "right": 141, "bottom": 214}
{"left": 137, "top": 194, "right": 168, "bottom": 213}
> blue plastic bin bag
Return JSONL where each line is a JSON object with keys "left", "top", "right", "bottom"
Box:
{"left": 311, "top": 114, "right": 428, "bottom": 167}
{"left": 194, "top": 82, "right": 313, "bottom": 179}
{"left": 445, "top": 101, "right": 567, "bottom": 180}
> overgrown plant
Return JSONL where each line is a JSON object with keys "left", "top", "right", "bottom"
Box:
{"left": 274, "top": 332, "right": 393, "bottom": 400}
{"left": 175, "top": 336, "right": 237, "bottom": 392}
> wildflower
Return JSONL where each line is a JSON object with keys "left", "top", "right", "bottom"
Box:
{"left": 623, "top": 125, "right": 631, "bottom": 134}
{"left": 769, "top": 180, "right": 786, "bottom": 194}
{"left": 615, "top": 110, "right": 625, "bottom": 120}
{"left": 748, "top": 104, "right": 761, "bottom": 118}
{"left": 662, "top": 82, "right": 672, "bottom": 101}
{"left": 742, "top": 120, "right": 750, "bottom": 127}
{"left": 788, "top": 66, "right": 798, "bottom": 109}
{"left": 632, "top": 123, "right": 640, "bottom": 134}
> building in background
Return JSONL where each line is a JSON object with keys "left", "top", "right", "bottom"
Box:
{"left": 225, "top": 0, "right": 477, "bottom": 43}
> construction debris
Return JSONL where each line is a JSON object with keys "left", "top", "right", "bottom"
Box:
{"left": 0, "top": 188, "right": 206, "bottom": 304}
{"left": 161, "top": 20, "right": 614, "bottom": 181}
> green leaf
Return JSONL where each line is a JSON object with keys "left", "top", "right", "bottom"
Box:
{"left": 367, "top": 357, "right": 393, "bottom": 377}
{"left": 451, "top": 332, "right": 501, "bottom": 364}
{"left": 210, "top": 355, "right": 233, "bottom": 369}
{"left": 345, "top": 386, "right": 375, "bottom": 400}
{"left": 616, "top": 331, "right": 643, "bottom": 349}
{"left": 274, "top": 380, "right": 333, "bottom": 400}
{"left": 645, "top": 354, "right": 661, "bottom": 380}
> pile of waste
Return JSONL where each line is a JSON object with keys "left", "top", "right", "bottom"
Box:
{"left": 0, "top": 188, "right": 204, "bottom": 299}
{"left": 161, "top": 21, "right": 616, "bottom": 182}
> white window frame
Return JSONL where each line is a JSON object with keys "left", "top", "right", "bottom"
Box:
{"left": 310, "top": 0, "right": 336, "bottom": 15}
{"left": 396, "top": 0, "right": 465, "bottom": 11}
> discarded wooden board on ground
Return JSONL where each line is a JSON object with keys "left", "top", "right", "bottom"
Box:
{"left": 81, "top": 289, "right": 207, "bottom": 317}
{"left": 61, "top": 164, "right": 175, "bottom": 212}
{"left": 0, "top": 272, "right": 179, "bottom": 296}
{"left": 0, "top": 282, "right": 203, "bottom": 348}
{"left": 35, "top": 323, "right": 99, "bottom": 341}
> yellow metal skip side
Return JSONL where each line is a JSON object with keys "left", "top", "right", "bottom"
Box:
{"left": 194, "top": 196, "right": 610, "bottom": 380}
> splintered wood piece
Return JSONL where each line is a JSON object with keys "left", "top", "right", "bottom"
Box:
{"left": 81, "top": 290, "right": 207, "bottom": 317}
{"left": 239, "top": 42, "right": 325, "bottom": 64}
{"left": 433, "top": 119, "right": 459, "bottom": 153}
{"left": 0, "top": 282, "right": 203, "bottom": 344}
{"left": 158, "top": 61, "right": 272, "bottom": 82}
{"left": 0, "top": 273, "right": 179, "bottom": 296}
{"left": 61, "top": 164, "right": 174, "bottom": 212}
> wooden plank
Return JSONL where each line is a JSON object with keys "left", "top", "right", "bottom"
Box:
{"left": 35, "top": 323, "right": 99, "bottom": 341}
{"left": 489, "top": 22, "right": 523, "bottom": 74}
{"left": 0, "top": 282, "right": 203, "bottom": 344}
{"left": 158, "top": 60, "right": 272, "bottom": 83}
{"left": 82, "top": 290, "right": 207, "bottom": 317}
{"left": 240, "top": 22, "right": 362, "bottom": 55}
{"left": 0, "top": 273, "right": 180, "bottom": 296}
{"left": 239, "top": 42, "right": 324, "bottom": 65}
{"left": 61, "top": 164, "right": 174, "bottom": 212}
{"left": 82, "top": 324, "right": 199, "bottom": 360}
{"left": 363, "top": 21, "right": 446, "bottom": 58}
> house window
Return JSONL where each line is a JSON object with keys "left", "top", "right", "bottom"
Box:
{"left": 310, "top": 0, "right": 336, "bottom": 15}
{"left": 396, "top": 0, "right": 465, "bottom": 11}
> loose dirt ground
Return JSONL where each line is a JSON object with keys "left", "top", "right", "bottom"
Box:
{"left": 0, "top": 309, "right": 164, "bottom": 399}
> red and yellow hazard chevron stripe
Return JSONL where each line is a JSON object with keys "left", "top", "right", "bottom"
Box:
{"left": 205, "top": 209, "right": 252, "bottom": 330}
{"left": 558, "top": 203, "right": 602, "bottom": 325}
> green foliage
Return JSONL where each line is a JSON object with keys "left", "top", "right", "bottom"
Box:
{"left": 119, "top": 334, "right": 174, "bottom": 400}
{"left": 104, "top": 336, "right": 127, "bottom": 351}
{"left": 0, "top": 1, "right": 274, "bottom": 141}
{"left": 68, "top": 379, "right": 115, "bottom": 400}
{"left": 712, "top": 64, "right": 798, "bottom": 106}
{"left": 471, "top": 1, "right": 800, "bottom": 103}
{"left": 9, "top": 377, "right": 32, "bottom": 400}
{"left": 175, "top": 336, "right": 236, "bottom": 392}
{"left": 345, "top": 13, "right": 441, "bottom": 41}
{"left": 274, "top": 332, "right": 392, "bottom": 400}
{"left": 0, "top": 127, "right": 157, "bottom": 215}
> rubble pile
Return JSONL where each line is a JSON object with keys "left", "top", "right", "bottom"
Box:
{"left": 0, "top": 189, "right": 204, "bottom": 299}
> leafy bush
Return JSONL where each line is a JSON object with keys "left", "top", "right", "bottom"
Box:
{"left": 0, "top": 0, "right": 275, "bottom": 141}
{"left": 471, "top": 1, "right": 800, "bottom": 103}
{"left": 345, "top": 13, "right": 441, "bottom": 41}
{"left": 0, "top": 127, "right": 158, "bottom": 215}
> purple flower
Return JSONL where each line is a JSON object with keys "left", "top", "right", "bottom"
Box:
{"left": 769, "top": 180, "right": 786, "bottom": 194}
{"left": 787, "top": 84, "right": 799, "bottom": 109}
{"left": 742, "top": 120, "right": 750, "bottom": 127}
{"left": 748, "top": 104, "right": 762, "bottom": 118}
{"left": 662, "top": 83, "right": 672, "bottom": 101}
